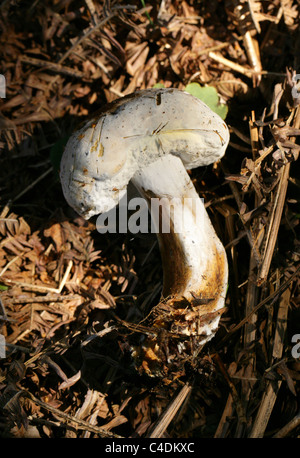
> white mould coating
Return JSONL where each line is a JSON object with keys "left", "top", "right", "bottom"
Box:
{"left": 60, "top": 88, "right": 229, "bottom": 219}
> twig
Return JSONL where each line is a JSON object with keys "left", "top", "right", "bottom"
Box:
{"left": 228, "top": 264, "right": 300, "bottom": 334}
{"left": 258, "top": 106, "right": 300, "bottom": 284}
{"left": 247, "top": 0, "right": 261, "bottom": 33}
{"left": 197, "top": 42, "right": 231, "bottom": 56}
{"left": 209, "top": 51, "right": 286, "bottom": 78}
{"left": 1, "top": 167, "right": 53, "bottom": 216}
{"left": 25, "top": 391, "right": 123, "bottom": 438}
{"left": 222, "top": 163, "right": 261, "bottom": 262}
{"left": 273, "top": 412, "right": 300, "bottom": 438}
{"left": 214, "top": 393, "right": 234, "bottom": 438}
{"left": 233, "top": 1, "right": 262, "bottom": 85}
{"left": 272, "top": 286, "right": 291, "bottom": 360}
{"left": 213, "top": 353, "right": 247, "bottom": 425}
{"left": 57, "top": 12, "right": 117, "bottom": 65}
{"left": 84, "top": 0, "right": 98, "bottom": 25}
{"left": 20, "top": 56, "right": 85, "bottom": 78}
{"left": 0, "top": 252, "right": 24, "bottom": 277}
{"left": 4, "top": 293, "right": 81, "bottom": 304}
{"left": 45, "top": 10, "right": 118, "bottom": 92}
{"left": 2, "top": 260, "right": 73, "bottom": 294}
{"left": 249, "top": 380, "right": 282, "bottom": 438}
{"left": 257, "top": 163, "right": 290, "bottom": 285}
{"left": 13, "top": 167, "right": 53, "bottom": 204}
{"left": 244, "top": 111, "right": 261, "bottom": 346}
{"left": 249, "top": 286, "right": 291, "bottom": 437}
{"left": 209, "top": 51, "right": 253, "bottom": 78}
{"left": 147, "top": 383, "right": 192, "bottom": 438}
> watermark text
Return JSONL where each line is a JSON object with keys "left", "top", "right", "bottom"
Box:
{"left": 96, "top": 193, "right": 205, "bottom": 234}
{"left": 0, "top": 74, "right": 6, "bottom": 98}
{"left": 291, "top": 334, "right": 300, "bottom": 359}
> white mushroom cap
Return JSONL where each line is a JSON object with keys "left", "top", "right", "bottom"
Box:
{"left": 60, "top": 88, "right": 229, "bottom": 219}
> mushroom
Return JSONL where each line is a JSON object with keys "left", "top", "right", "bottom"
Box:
{"left": 60, "top": 88, "right": 229, "bottom": 373}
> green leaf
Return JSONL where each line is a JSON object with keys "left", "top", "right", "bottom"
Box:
{"left": 140, "top": 0, "right": 153, "bottom": 25}
{"left": 0, "top": 284, "right": 8, "bottom": 291}
{"left": 153, "top": 83, "right": 165, "bottom": 88}
{"left": 184, "top": 82, "right": 228, "bottom": 120}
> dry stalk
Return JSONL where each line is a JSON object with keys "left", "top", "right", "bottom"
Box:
{"left": 4, "top": 294, "right": 81, "bottom": 304}
{"left": 257, "top": 163, "right": 290, "bottom": 285}
{"left": 2, "top": 260, "right": 73, "bottom": 294}
{"left": 272, "top": 286, "right": 291, "bottom": 360}
{"left": 147, "top": 383, "right": 192, "bottom": 438}
{"left": 229, "top": 264, "right": 299, "bottom": 334}
{"left": 20, "top": 56, "right": 85, "bottom": 78}
{"left": 249, "top": 286, "right": 291, "bottom": 437}
{"left": 214, "top": 393, "right": 234, "bottom": 438}
{"left": 244, "top": 111, "right": 261, "bottom": 347}
{"left": 273, "top": 412, "right": 300, "bottom": 438}
{"left": 25, "top": 391, "right": 123, "bottom": 438}
{"left": 249, "top": 379, "right": 282, "bottom": 437}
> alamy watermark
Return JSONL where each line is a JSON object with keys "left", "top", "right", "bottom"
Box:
{"left": 0, "top": 333, "right": 299, "bottom": 360}
{"left": 95, "top": 193, "right": 205, "bottom": 234}
{"left": 0, "top": 74, "right": 6, "bottom": 98}
{"left": 291, "top": 334, "right": 300, "bottom": 359}
{"left": 291, "top": 73, "right": 300, "bottom": 100}
{"left": 0, "top": 334, "right": 6, "bottom": 358}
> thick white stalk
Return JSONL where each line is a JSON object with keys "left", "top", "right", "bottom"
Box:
{"left": 132, "top": 154, "right": 228, "bottom": 342}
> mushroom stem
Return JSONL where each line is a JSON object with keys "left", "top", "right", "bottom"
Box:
{"left": 132, "top": 154, "right": 228, "bottom": 343}
{"left": 59, "top": 88, "right": 230, "bottom": 375}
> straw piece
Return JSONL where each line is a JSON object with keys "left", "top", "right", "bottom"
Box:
{"left": 249, "top": 380, "right": 282, "bottom": 437}
{"left": 147, "top": 383, "right": 192, "bottom": 438}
